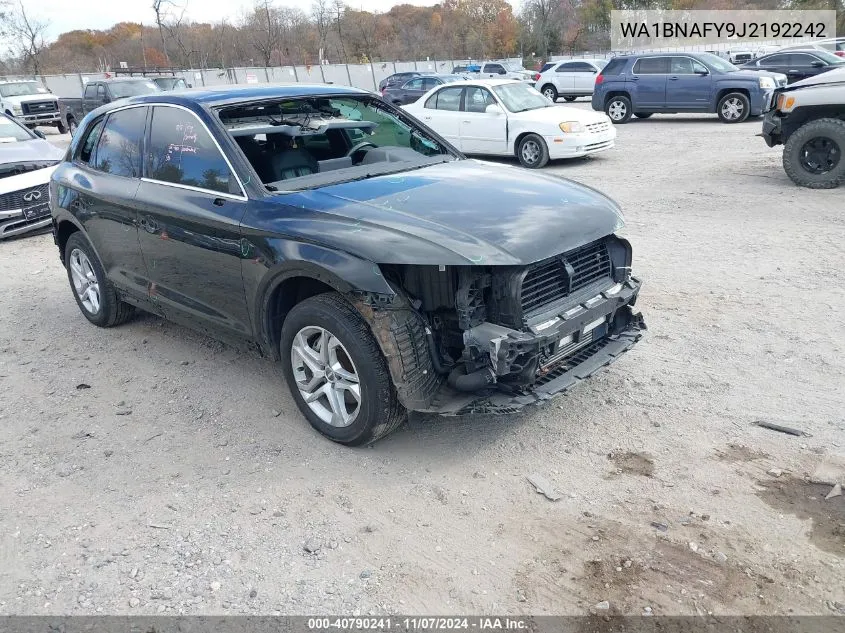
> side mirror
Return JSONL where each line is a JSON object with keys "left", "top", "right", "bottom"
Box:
{"left": 498, "top": 69, "right": 506, "bottom": 75}
{"left": 811, "top": 60, "right": 825, "bottom": 68}
{"left": 187, "top": 83, "right": 193, "bottom": 88}
{"left": 485, "top": 104, "right": 503, "bottom": 115}
{"left": 34, "top": 129, "right": 46, "bottom": 139}
{"left": 695, "top": 69, "right": 710, "bottom": 76}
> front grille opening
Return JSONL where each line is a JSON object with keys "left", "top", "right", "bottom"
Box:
{"left": 0, "top": 183, "right": 49, "bottom": 213}
{"left": 521, "top": 239, "right": 612, "bottom": 316}
{"left": 535, "top": 337, "right": 613, "bottom": 386}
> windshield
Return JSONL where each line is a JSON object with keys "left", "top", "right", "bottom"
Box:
{"left": 814, "top": 50, "right": 845, "bottom": 64}
{"left": 503, "top": 62, "right": 527, "bottom": 72}
{"left": 154, "top": 78, "right": 184, "bottom": 90}
{"left": 492, "top": 82, "right": 550, "bottom": 112}
{"left": 219, "top": 95, "right": 456, "bottom": 191}
{"left": 0, "top": 82, "right": 50, "bottom": 97}
{"left": 697, "top": 53, "right": 739, "bottom": 72}
{"left": 0, "top": 113, "right": 36, "bottom": 142}
{"left": 110, "top": 81, "right": 161, "bottom": 98}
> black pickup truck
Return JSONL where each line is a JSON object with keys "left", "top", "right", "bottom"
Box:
{"left": 58, "top": 78, "right": 161, "bottom": 135}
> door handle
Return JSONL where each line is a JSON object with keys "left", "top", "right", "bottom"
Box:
{"left": 462, "top": 120, "right": 471, "bottom": 124}
{"left": 669, "top": 76, "right": 679, "bottom": 80}
{"left": 423, "top": 116, "right": 431, "bottom": 120}
{"left": 787, "top": 69, "right": 799, "bottom": 74}
{"left": 631, "top": 76, "right": 639, "bottom": 80}
{"left": 213, "top": 197, "right": 225, "bottom": 207}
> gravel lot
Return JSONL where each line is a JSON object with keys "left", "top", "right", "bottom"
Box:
{"left": 1, "top": 109, "right": 843, "bottom": 617}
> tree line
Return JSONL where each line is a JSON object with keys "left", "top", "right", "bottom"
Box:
{"left": 0, "top": 0, "right": 842, "bottom": 76}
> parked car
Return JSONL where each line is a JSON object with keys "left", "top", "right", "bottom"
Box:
{"left": 754, "top": 45, "right": 781, "bottom": 58}
{"left": 152, "top": 76, "right": 190, "bottom": 91}
{"left": 49, "top": 84, "right": 645, "bottom": 445}
{"left": 592, "top": 52, "right": 787, "bottom": 124}
{"left": 0, "top": 80, "right": 66, "bottom": 133}
{"left": 741, "top": 50, "right": 845, "bottom": 84}
{"left": 727, "top": 50, "right": 754, "bottom": 65}
{"left": 381, "top": 74, "right": 463, "bottom": 105}
{"left": 59, "top": 78, "right": 161, "bottom": 135}
{"left": 760, "top": 66, "right": 845, "bottom": 188}
{"left": 378, "top": 71, "right": 426, "bottom": 92}
{"left": 479, "top": 61, "right": 537, "bottom": 83}
{"left": 535, "top": 59, "right": 608, "bottom": 102}
{"left": 780, "top": 38, "right": 845, "bottom": 58}
{"left": 452, "top": 64, "right": 480, "bottom": 74}
{"left": 0, "top": 112, "right": 64, "bottom": 239}
{"left": 404, "top": 79, "right": 616, "bottom": 168}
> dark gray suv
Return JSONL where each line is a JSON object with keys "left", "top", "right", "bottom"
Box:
{"left": 591, "top": 52, "right": 787, "bottom": 124}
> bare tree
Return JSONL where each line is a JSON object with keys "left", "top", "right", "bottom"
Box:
{"left": 151, "top": 0, "right": 173, "bottom": 65}
{"left": 332, "top": 0, "right": 348, "bottom": 63}
{"left": 245, "top": 0, "right": 281, "bottom": 66}
{"left": 311, "top": 0, "right": 331, "bottom": 62}
{"left": 1, "top": 0, "right": 50, "bottom": 75}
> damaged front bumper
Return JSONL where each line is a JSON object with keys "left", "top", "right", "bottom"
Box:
{"left": 423, "top": 277, "right": 646, "bottom": 415}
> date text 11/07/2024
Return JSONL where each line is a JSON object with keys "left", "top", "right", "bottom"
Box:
{"left": 307, "top": 617, "right": 530, "bottom": 631}
{"left": 618, "top": 21, "right": 829, "bottom": 39}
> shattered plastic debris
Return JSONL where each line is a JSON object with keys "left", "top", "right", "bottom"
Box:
{"left": 526, "top": 473, "right": 561, "bottom": 501}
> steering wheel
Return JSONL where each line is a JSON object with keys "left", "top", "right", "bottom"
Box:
{"left": 346, "top": 141, "right": 377, "bottom": 164}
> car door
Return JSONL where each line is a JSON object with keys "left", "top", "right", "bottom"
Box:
{"left": 630, "top": 57, "right": 669, "bottom": 109}
{"left": 397, "top": 77, "right": 428, "bottom": 104}
{"left": 667, "top": 57, "right": 713, "bottom": 109}
{"left": 59, "top": 106, "right": 156, "bottom": 308}
{"left": 552, "top": 62, "right": 578, "bottom": 93}
{"left": 135, "top": 104, "right": 252, "bottom": 337}
{"left": 755, "top": 53, "right": 791, "bottom": 78}
{"left": 458, "top": 86, "right": 507, "bottom": 155}
{"left": 569, "top": 62, "right": 600, "bottom": 93}
{"left": 785, "top": 53, "right": 825, "bottom": 83}
{"left": 418, "top": 86, "right": 464, "bottom": 149}
{"left": 82, "top": 83, "right": 103, "bottom": 114}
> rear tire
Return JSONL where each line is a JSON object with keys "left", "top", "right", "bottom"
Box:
{"left": 563, "top": 96, "right": 577, "bottom": 102}
{"left": 68, "top": 117, "right": 78, "bottom": 137}
{"left": 280, "top": 292, "right": 407, "bottom": 446}
{"left": 605, "top": 95, "right": 632, "bottom": 124}
{"left": 64, "top": 232, "right": 135, "bottom": 327}
{"left": 517, "top": 133, "right": 550, "bottom": 169}
{"left": 717, "top": 92, "right": 750, "bottom": 123}
{"left": 634, "top": 112, "right": 653, "bottom": 119}
{"left": 57, "top": 121, "right": 68, "bottom": 134}
{"left": 541, "top": 84, "right": 558, "bottom": 102}
{"left": 782, "top": 118, "right": 845, "bottom": 189}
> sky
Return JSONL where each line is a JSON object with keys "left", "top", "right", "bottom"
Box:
{"left": 33, "top": 0, "right": 471, "bottom": 40}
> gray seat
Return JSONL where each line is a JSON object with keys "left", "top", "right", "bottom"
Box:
{"left": 269, "top": 144, "right": 319, "bottom": 181}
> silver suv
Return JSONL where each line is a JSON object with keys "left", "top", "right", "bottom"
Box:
{"left": 535, "top": 59, "right": 608, "bottom": 102}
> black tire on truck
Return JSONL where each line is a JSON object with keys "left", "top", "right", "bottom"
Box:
{"left": 57, "top": 121, "right": 68, "bottom": 134}
{"left": 67, "top": 117, "right": 77, "bottom": 136}
{"left": 782, "top": 118, "right": 845, "bottom": 189}
{"left": 634, "top": 113, "right": 653, "bottom": 119}
{"left": 280, "top": 292, "right": 407, "bottom": 446}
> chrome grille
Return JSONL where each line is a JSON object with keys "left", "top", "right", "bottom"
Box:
{"left": 0, "top": 183, "right": 49, "bottom": 213}
{"left": 520, "top": 239, "right": 612, "bottom": 315}
{"left": 21, "top": 100, "right": 58, "bottom": 115}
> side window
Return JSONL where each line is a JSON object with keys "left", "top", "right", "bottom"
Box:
{"left": 789, "top": 54, "right": 815, "bottom": 67}
{"left": 670, "top": 57, "right": 694, "bottom": 74}
{"left": 762, "top": 54, "right": 789, "bottom": 66}
{"left": 96, "top": 84, "right": 106, "bottom": 100}
{"left": 84, "top": 84, "right": 96, "bottom": 100}
{"left": 147, "top": 106, "right": 239, "bottom": 196}
{"left": 692, "top": 60, "right": 708, "bottom": 73}
{"left": 556, "top": 63, "right": 578, "bottom": 73}
{"left": 569, "top": 62, "right": 596, "bottom": 72}
{"left": 425, "top": 86, "right": 462, "bottom": 111}
{"left": 633, "top": 57, "right": 669, "bottom": 74}
{"left": 422, "top": 77, "right": 439, "bottom": 90}
{"left": 464, "top": 87, "right": 496, "bottom": 113}
{"left": 404, "top": 78, "right": 424, "bottom": 90}
{"left": 93, "top": 107, "right": 146, "bottom": 177}
{"left": 484, "top": 64, "right": 505, "bottom": 74}
{"left": 76, "top": 117, "right": 105, "bottom": 165}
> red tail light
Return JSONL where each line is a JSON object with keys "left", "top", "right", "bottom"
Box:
{"left": 533, "top": 72, "right": 540, "bottom": 81}
{"left": 595, "top": 74, "right": 604, "bottom": 84}
{"left": 836, "top": 51, "right": 845, "bottom": 57}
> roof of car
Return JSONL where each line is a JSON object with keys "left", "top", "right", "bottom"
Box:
{"left": 611, "top": 51, "right": 714, "bottom": 59}
{"left": 116, "top": 83, "right": 370, "bottom": 107}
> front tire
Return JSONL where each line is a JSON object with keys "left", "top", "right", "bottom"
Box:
{"left": 782, "top": 118, "right": 845, "bottom": 189}
{"left": 280, "top": 292, "right": 407, "bottom": 446}
{"left": 541, "top": 84, "right": 558, "bottom": 102}
{"left": 605, "top": 95, "right": 632, "bottom": 124}
{"left": 717, "top": 92, "right": 750, "bottom": 123}
{"left": 64, "top": 232, "right": 135, "bottom": 327}
{"left": 634, "top": 112, "right": 653, "bottom": 119}
{"left": 517, "top": 133, "right": 550, "bottom": 169}
{"left": 563, "top": 96, "right": 577, "bottom": 102}
{"left": 57, "top": 121, "right": 68, "bottom": 134}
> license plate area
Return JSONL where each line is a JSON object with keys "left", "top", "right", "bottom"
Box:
{"left": 23, "top": 201, "right": 50, "bottom": 220}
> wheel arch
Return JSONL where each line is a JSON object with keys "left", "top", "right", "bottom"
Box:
{"left": 715, "top": 87, "right": 750, "bottom": 109}
{"left": 603, "top": 90, "right": 631, "bottom": 108}
{"left": 55, "top": 217, "right": 84, "bottom": 264}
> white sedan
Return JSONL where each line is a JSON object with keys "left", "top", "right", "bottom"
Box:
{"left": 403, "top": 79, "right": 616, "bottom": 168}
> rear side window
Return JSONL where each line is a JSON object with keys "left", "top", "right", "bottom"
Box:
{"left": 539, "top": 63, "right": 555, "bottom": 72}
{"left": 601, "top": 58, "right": 628, "bottom": 76}
{"left": 425, "top": 86, "right": 463, "bottom": 111}
{"left": 83, "top": 84, "right": 97, "bottom": 100}
{"left": 762, "top": 54, "right": 790, "bottom": 65}
{"left": 633, "top": 57, "right": 670, "bottom": 74}
{"left": 146, "top": 106, "right": 238, "bottom": 196}
{"left": 76, "top": 117, "right": 105, "bottom": 165}
{"left": 93, "top": 107, "right": 146, "bottom": 177}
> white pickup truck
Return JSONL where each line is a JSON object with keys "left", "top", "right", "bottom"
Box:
{"left": 478, "top": 61, "right": 538, "bottom": 83}
{"left": 0, "top": 80, "right": 65, "bottom": 132}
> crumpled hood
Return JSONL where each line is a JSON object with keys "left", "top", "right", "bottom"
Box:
{"left": 275, "top": 159, "right": 624, "bottom": 266}
{"left": 0, "top": 139, "right": 64, "bottom": 165}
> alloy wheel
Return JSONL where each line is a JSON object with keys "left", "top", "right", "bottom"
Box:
{"left": 521, "top": 140, "right": 541, "bottom": 165}
{"left": 799, "top": 137, "right": 840, "bottom": 174}
{"left": 721, "top": 97, "right": 744, "bottom": 121}
{"left": 543, "top": 88, "right": 556, "bottom": 100}
{"left": 608, "top": 100, "right": 627, "bottom": 121}
{"left": 290, "top": 326, "right": 361, "bottom": 427}
{"left": 69, "top": 248, "right": 101, "bottom": 314}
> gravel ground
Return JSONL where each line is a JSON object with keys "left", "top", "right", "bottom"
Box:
{"left": 1, "top": 110, "right": 843, "bottom": 617}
